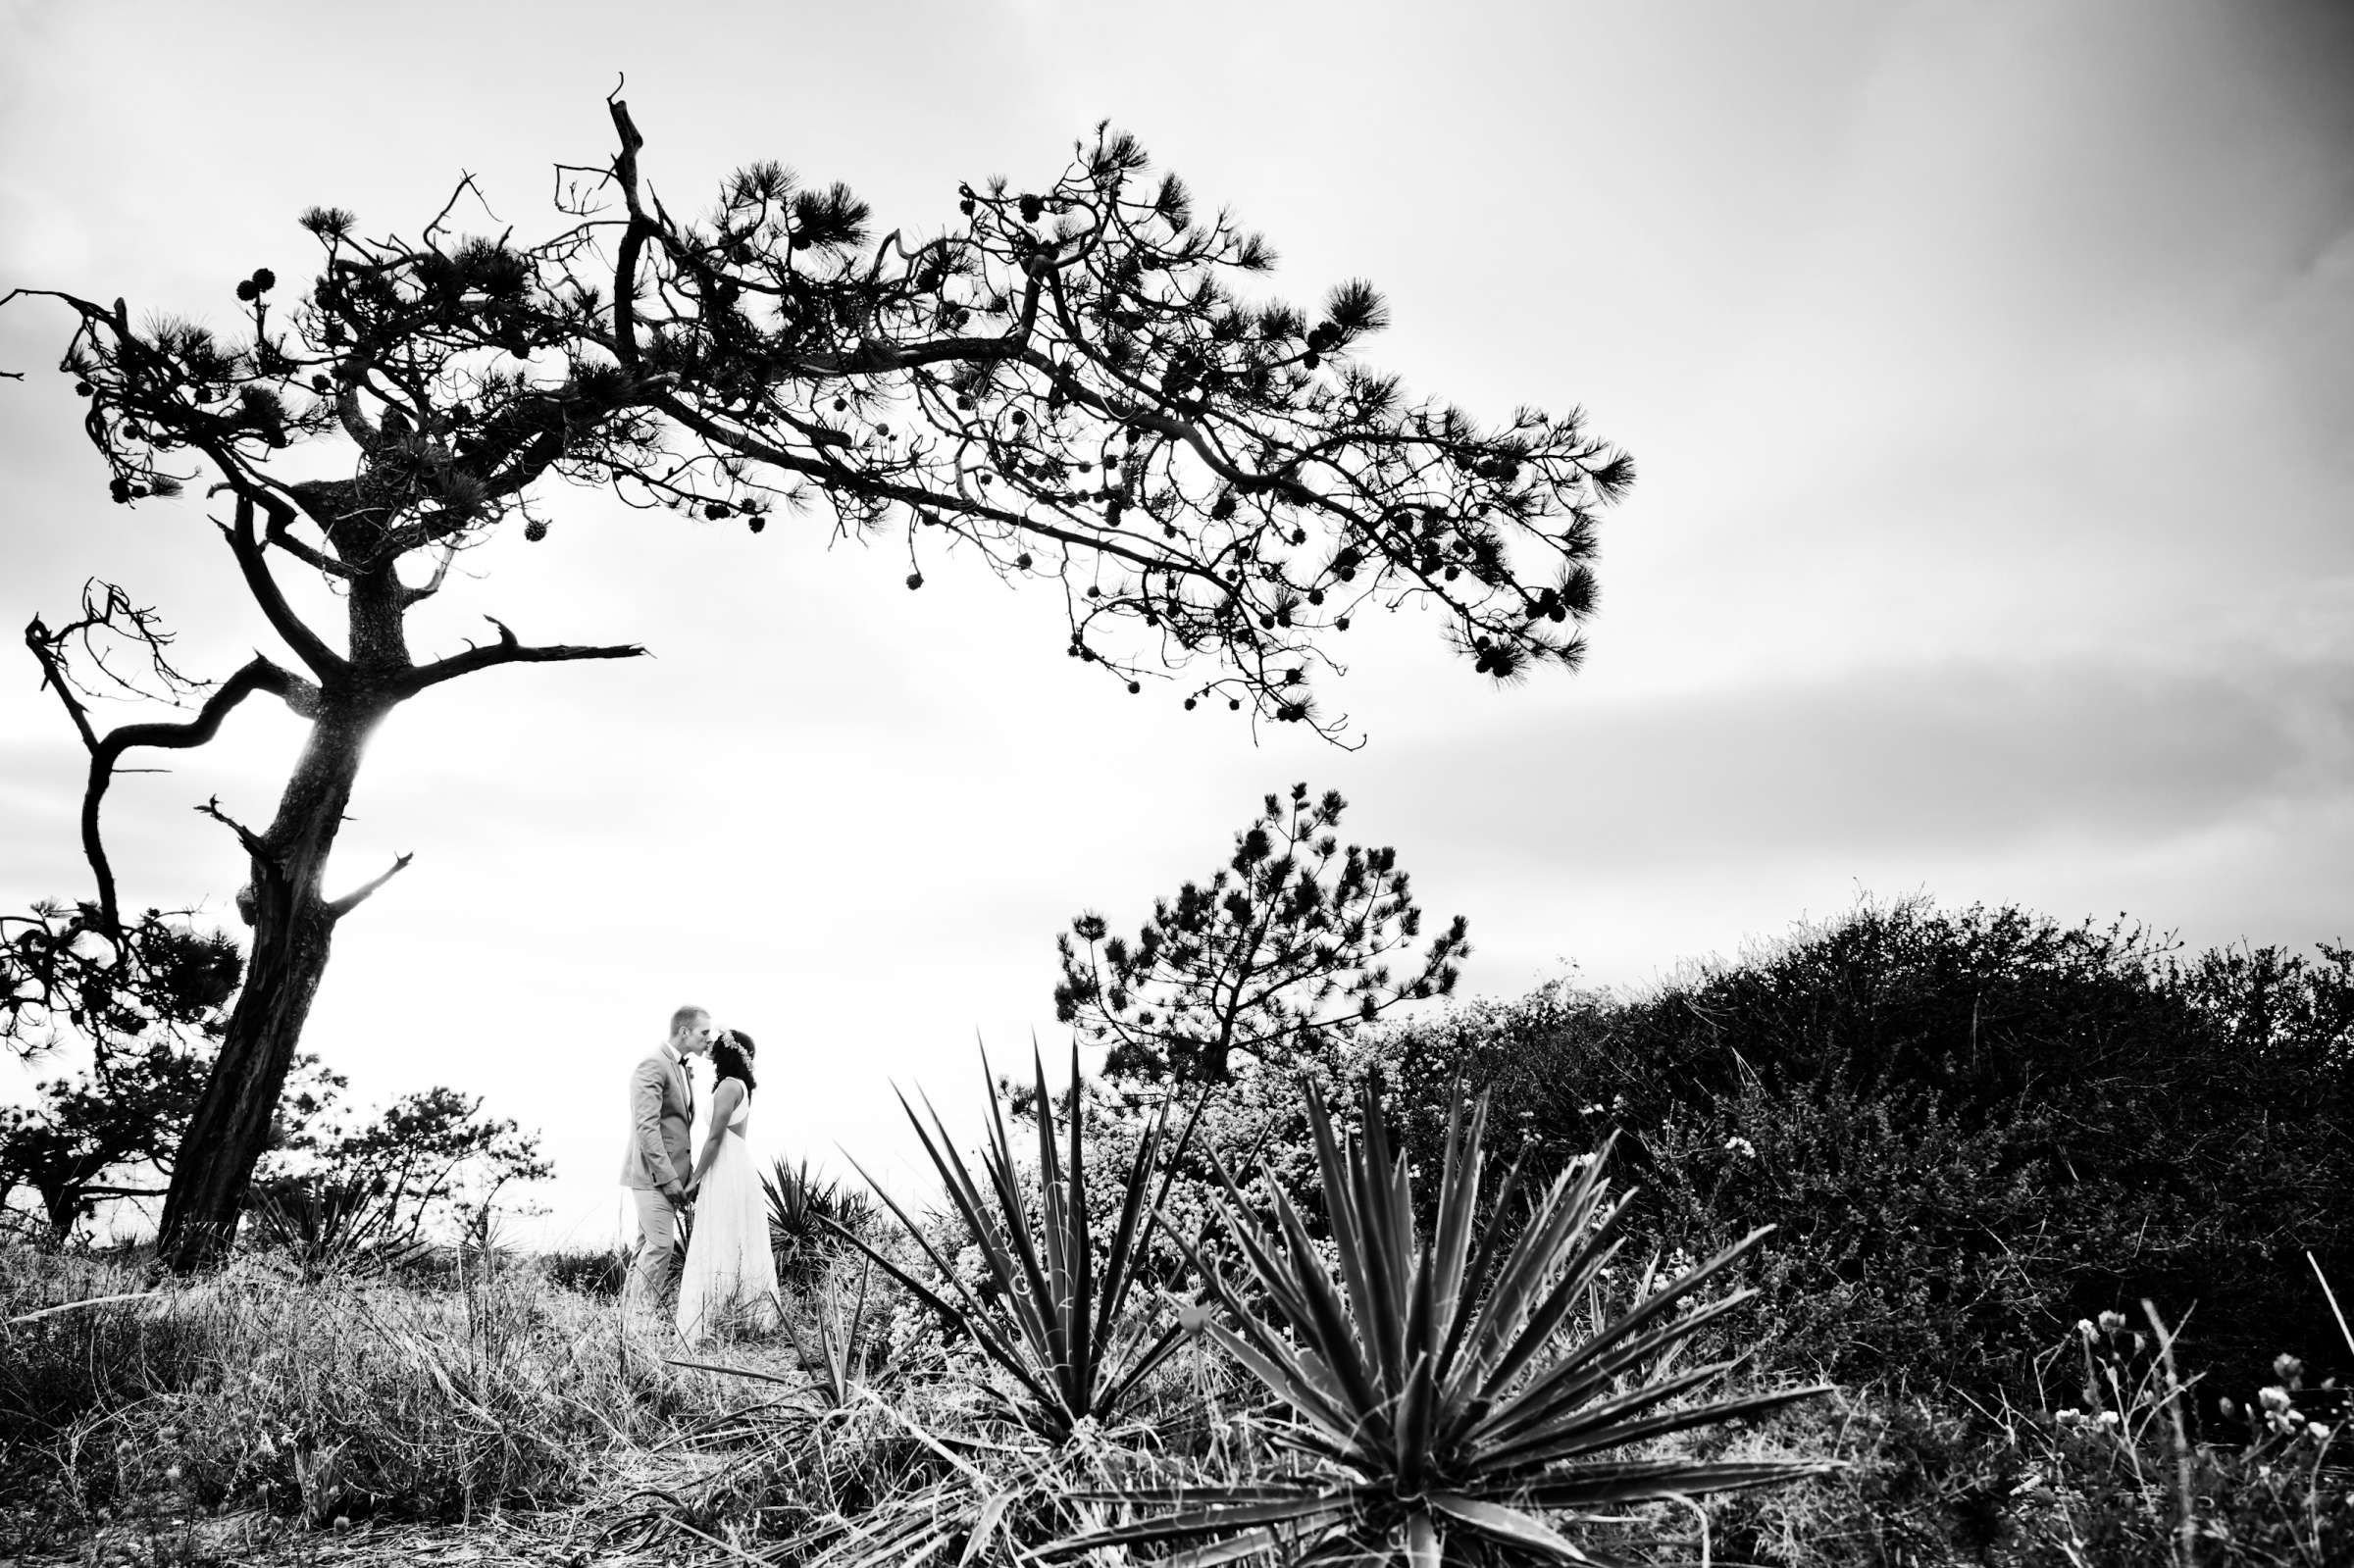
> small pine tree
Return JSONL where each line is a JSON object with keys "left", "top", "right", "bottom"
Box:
{"left": 1055, "top": 782, "right": 1467, "bottom": 1087}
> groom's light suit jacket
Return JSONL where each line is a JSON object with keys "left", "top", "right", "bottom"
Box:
{"left": 620, "top": 1046, "right": 694, "bottom": 1190}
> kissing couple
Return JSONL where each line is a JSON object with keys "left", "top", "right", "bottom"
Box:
{"left": 619, "top": 1005, "right": 781, "bottom": 1341}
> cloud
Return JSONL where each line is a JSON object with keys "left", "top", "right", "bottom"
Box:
{"left": 1392, "top": 649, "right": 2354, "bottom": 876}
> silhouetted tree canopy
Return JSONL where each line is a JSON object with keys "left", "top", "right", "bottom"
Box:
{"left": 4, "top": 95, "right": 1628, "bottom": 1266}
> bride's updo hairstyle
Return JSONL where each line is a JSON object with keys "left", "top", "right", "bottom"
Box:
{"left": 711, "top": 1030, "right": 757, "bottom": 1094}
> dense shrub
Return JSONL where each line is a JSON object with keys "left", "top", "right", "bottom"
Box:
{"left": 538, "top": 1242, "right": 629, "bottom": 1297}
{"left": 1364, "top": 899, "right": 2354, "bottom": 1395}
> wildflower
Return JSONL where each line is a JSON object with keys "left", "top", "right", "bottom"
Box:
{"left": 2257, "top": 1386, "right": 2307, "bottom": 1436}
{"left": 1722, "top": 1136, "right": 1757, "bottom": 1159}
{"left": 2098, "top": 1410, "right": 2121, "bottom": 1429}
{"left": 2274, "top": 1353, "right": 2305, "bottom": 1386}
{"left": 2076, "top": 1319, "right": 2097, "bottom": 1340}
{"left": 2054, "top": 1409, "right": 2084, "bottom": 1427}
{"left": 2219, "top": 1395, "right": 2239, "bottom": 1420}
{"left": 2097, "top": 1310, "right": 2126, "bottom": 1335}
{"left": 2310, "top": 1423, "right": 2333, "bottom": 1445}
{"left": 164, "top": 1465, "right": 182, "bottom": 1484}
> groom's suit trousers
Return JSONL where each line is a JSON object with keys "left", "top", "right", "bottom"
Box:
{"left": 628, "top": 1186, "right": 683, "bottom": 1308}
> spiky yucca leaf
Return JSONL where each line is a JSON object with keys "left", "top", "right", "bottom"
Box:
{"left": 1044, "top": 1076, "right": 1833, "bottom": 1565}
{"left": 775, "top": 1251, "right": 880, "bottom": 1408}
{"left": 763, "top": 1155, "right": 875, "bottom": 1289}
{"left": 836, "top": 1038, "right": 1208, "bottom": 1442}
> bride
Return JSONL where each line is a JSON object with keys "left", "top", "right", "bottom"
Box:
{"left": 676, "top": 1029, "right": 782, "bottom": 1341}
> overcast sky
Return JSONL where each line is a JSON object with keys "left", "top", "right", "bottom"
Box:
{"left": 3, "top": 0, "right": 2349, "bottom": 1246}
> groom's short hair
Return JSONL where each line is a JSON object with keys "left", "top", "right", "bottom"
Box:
{"left": 668, "top": 1004, "right": 708, "bottom": 1037}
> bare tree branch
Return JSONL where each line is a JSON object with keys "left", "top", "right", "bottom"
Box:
{"left": 25, "top": 617, "right": 315, "bottom": 936}
{"left": 194, "top": 795, "right": 272, "bottom": 863}
{"left": 327, "top": 852, "right": 414, "bottom": 920}
{"left": 394, "top": 616, "right": 644, "bottom": 696}
{"left": 398, "top": 542, "right": 459, "bottom": 606}
{"left": 23, "top": 616, "right": 103, "bottom": 754}
{"left": 220, "top": 492, "right": 347, "bottom": 679}
{"left": 261, "top": 506, "right": 356, "bottom": 581}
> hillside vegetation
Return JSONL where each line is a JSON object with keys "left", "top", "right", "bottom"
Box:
{"left": 2, "top": 898, "right": 2347, "bottom": 1566}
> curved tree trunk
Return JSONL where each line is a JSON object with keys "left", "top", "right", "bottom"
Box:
{"left": 41, "top": 1182, "right": 82, "bottom": 1243}
{"left": 155, "top": 702, "right": 384, "bottom": 1270}
{"left": 156, "top": 561, "right": 410, "bottom": 1272}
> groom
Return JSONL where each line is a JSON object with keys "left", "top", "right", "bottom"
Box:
{"left": 620, "top": 1005, "right": 715, "bottom": 1311}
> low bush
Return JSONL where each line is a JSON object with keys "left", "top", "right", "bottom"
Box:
{"left": 1366, "top": 898, "right": 2354, "bottom": 1397}
{"left": 538, "top": 1242, "right": 629, "bottom": 1298}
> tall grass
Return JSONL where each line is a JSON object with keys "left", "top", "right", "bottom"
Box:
{"left": 0, "top": 1242, "right": 751, "bottom": 1535}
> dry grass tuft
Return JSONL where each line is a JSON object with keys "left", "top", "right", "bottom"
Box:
{"left": 0, "top": 1242, "right": 797, "bottom": 1560}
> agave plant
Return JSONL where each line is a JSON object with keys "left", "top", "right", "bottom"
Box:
{"left": 1047, "top": 1076, "right": 1833, "bottom": 1566}
{"left": 835, "top": 1039, "right": 1209, "bottom": 1443}
{"left": 764, "top": 1155, "right": 877, "bottom": 1290}
{"left": 782, "top": 1251, "right": 883, "bottom": 1408}
{"left": 244, "top": 1172, "right": 437, "bottom": 1280}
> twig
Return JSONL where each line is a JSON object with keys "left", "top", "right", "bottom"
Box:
{"left": 327, "top": 851, "right": 415, "bottom": 919}
{"left": 195, "top": 795, "right": 272, "bottom": 861}
{"left": 663, "top": 1355, "right": 810, "bottom": 1389}
{"left": 2311, "top": 1250, "right": 2354, "bottom": 1360}
{"left": 1672, "top": 1493, "right": 1713, "bottom": 1568}
{"left": 395, "top": 615, "right": 644, "bottom": 695}
{"left": 657, "top": 1512, "right": 772, "bottom": 1568}
{"left": 2142, "top": 1298, "right": 2198, "bottom": 1568}
{"left": 5, "top": 1290, "right": 159, "bottom": 1325}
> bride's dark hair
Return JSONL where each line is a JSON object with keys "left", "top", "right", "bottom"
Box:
{"left": 710, "top": 1030, "right": 756, "bottom": 1094}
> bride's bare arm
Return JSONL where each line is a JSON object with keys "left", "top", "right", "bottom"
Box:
{"left": 689, "top": 1079, "right": 746, "bottom": 1189}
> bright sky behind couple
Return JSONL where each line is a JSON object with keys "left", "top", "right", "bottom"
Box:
{"left": 1, "top": 0, "right": 2348, "bottom": 1250}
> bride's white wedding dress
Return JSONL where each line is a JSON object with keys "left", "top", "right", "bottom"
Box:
{"left": 675, "top": 1102, "right": 781, "bottom": 1341}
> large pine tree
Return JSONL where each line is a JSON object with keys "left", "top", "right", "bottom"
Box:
{"left": 5, "top": 97, "right": 1630, "bottom": 1268}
